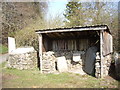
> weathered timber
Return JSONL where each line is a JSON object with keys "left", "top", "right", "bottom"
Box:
{"left": 39, "top": 34, "right": 43, "bottom": 73}
{"left": 103, "top": 31, "right": 113, "bottom": 56}
{"left": 52, "top": 39, "right": 90, "bottom": 51}
{"left": 100, "top": 30, "right": 104, "bottom": 78}
{"left": 36, "top": 25, "right": 108, "bottom": 34}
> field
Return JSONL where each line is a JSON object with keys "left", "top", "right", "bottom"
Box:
{"left": 1, "top": 62, "right": 119, "bottom": 88}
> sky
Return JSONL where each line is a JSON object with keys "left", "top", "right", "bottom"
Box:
{"left": 46, "top": 0, "right": 68, "bottom": 20}
{"left": 47, "top": 0, "right": 119, "bottom": 19}
{"left": 46, "top": 0, "right": 119, "bottom": 20}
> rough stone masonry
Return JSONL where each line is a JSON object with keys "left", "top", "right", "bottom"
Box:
{"left": 42, "top": 51, "right": 86, "bottom": 75}
{"left": 6, "top": 47, "right": 37, "bottom": 70}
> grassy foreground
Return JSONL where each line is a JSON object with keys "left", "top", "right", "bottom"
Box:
{"left": 0, "top": 45, "right": 8, "bottom": 54}
{"left": 1, "top": 62, "right": 119, "bottom": 88}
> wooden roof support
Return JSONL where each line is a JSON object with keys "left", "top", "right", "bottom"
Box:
{"left": 38, "top": 34, "right": 43, "bottom": 73}
{"left": 100, "top": 30, "right": 104, "bottom": 78}
{"left": 36, "top": 26, "right": 108, "bottom": 34}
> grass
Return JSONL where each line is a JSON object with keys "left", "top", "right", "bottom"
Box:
{"left": 1, "top": 62, "right": 119, "bottom": 88}
{"left": 0, "top": 62, "right": 7, "bottom": 73}
{"left": 0, "top": 45, "right": 8, "bottom": 54}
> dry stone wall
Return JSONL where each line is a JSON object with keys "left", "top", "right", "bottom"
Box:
{"left": 6, "top": 51, "right": 37, "bottom": 70}
{"left": 95, "top": 53, "right": 113, "bottom": 78}
{"left": 95, "top": 52, "right": 101, "bottom": 78}
{"left": 42, "top": 51, "right": 86, "bottom": 74}
{"left": 103, "top": 54, "right": 113, "bottom": 77}
{"left": 42, "top": 51, "right": 56, "bottom": 73}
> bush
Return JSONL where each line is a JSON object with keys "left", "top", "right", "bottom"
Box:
{"left": 15, "top": 29, "right": 39, "bottom": 51}
{"left": 15, "top": 18, "right": 45, "bottom": 51}
{"left": 15, "top": 16, "right": 64, "bottom": 51}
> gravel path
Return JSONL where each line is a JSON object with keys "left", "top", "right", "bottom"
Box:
{"left": 0, "top": 53, "right": 8, "bottom": 89}
{"left": 0, "top": 53, "right": 9, "bottom": 64}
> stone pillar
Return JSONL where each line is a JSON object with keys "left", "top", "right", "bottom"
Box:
{"left": 8, "top": 37, "right": 16, "bottom": 53}
{"left": 95, "top": 52, "right": 101, "bottom": 78}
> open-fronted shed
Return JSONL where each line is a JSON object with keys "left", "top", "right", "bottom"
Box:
{"left": 35, "top": 25, "right": 113, "bottom": 78}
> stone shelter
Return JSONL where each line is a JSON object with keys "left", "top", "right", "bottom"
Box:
{"left": 35, "top": 25, "right": 113, "bottom": 78}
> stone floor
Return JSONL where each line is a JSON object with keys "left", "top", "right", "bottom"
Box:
{"left": 68, "top": 68, "right": 86, "bottom": 75}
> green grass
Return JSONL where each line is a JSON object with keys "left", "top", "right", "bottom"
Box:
{"left": 0, "top": 62, "right": 7, "bottom": 73}
{"left": 1, "top": 62, "right": 119, "bottom": 88}
{"left": 0, "top": 45, "right": 8, "bottom": 54}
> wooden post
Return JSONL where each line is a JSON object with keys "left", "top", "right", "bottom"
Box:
{"left": 100, "top": 30, "right": 104, "bottom": 78}
{"left": 38, "top": 34, "right": 42, "bottom": 73}
{"left": 110, "top": 34, "right": 113, "bottom": 53}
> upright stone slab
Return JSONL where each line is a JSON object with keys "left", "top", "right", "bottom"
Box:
{"left": 8, "top": 37, "right": 16, "bottom": 53}
{"left": 57, "top": 56, "right": 68, "bottom": 72}
{"left": 73, "top": 53, "right": 81, "bottom": 62}
{"left": 84, "top": 46, "right": 98, "bottom": 75}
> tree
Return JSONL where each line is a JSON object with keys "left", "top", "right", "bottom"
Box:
{"left": 63, "top": 1, "right": 110, "bottom": 27}
{"left": 15, "top": 14, "right": 64, "bottom": 51}
{"left": 64, "top": 1, "right": 118, "bottom": 51}
{"left": 46, "top": 14, "right": 64, "bottom": 29}
{"left": 63, "top": 1, "right": 85, "bottom": 27}
{"left": 2, "top": 2, "right": 48, "bottom": 44}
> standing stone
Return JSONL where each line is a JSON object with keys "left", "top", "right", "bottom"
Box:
{"left": 8, "top": 37, "right": 16, "bottom": 53}
{"left": 84, "top": 46, "right": 98, "bottom": 75}
{"left": 73, "top": 53, "right": 81, "bottom": 62}
{"left": 57, "top": 56, "right": 68, "bottom": 72}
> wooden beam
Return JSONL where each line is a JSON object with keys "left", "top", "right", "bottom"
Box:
{"left": 100, "top": 30, "right": 104, "bottom": 78}
{"left": 36, "top": 27, "right": 107, "bottom": 34}
{"left": 38, "top": 34, "right": 43, "bottom": 73}
{"left": 45, "top": 33, "right": 53, "bottom": 38}
{"left": 55, "top": 32, "right": 63, "bottom": 37}
{"left": 110, "top": 34, "right": 113, "bottom": 53}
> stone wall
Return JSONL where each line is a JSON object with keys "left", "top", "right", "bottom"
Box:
{"left": 42, "top": 51, "right": 113, "bottom": 77}
{"left": 95, "top": 52, "right": 101, "bottom": 78}
{"left": 95, "top": 53, "right": 113, "bottom": 78}
{"left": 115, "top": 53, "right": 120, "bottom": 79}
{"left": 103, "top": 54, "right": 113, "bottom": 77}
{"left": 6, "top": 51, "right": 37, "bottom": 70}
{"left": 42, "top": 51, "right": 86, "bottom": 74}
{"left": 42, "top": 51, "right": 56, "bottom": 73}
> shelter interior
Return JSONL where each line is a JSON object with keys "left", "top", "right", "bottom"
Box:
{"left": 36, "top": 25, "right": 113, "bottom": 78}
{"left": 41, "top": 30, "right": 100, "bottom": 76}
{"left": 42, "top": 31, "right": 100, "bottom": 52}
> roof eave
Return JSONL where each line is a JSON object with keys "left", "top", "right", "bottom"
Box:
{"left": 35, "top": 26, "right": 107, "bottom": 34}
